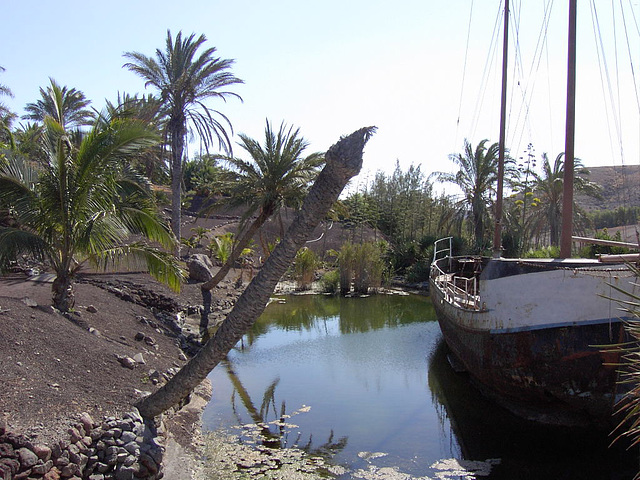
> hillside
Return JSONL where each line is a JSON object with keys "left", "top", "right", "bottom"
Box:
{"left": 576, "top": 164, "right": 640, "bottom": 212}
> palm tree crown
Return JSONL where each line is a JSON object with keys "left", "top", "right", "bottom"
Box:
{"left": 530, "top": 152, "right": 601, "bottom": 246}
{"left": 200, "top": 120, "right": 324, "bottom": 291}
{"left": 123, "top": 30, "right": 243, "bottom": 245}
{"left": 225, "top": 120, "right": 325, "bottom": 221}
{"left": 434, "top": 139, "right": 516, "bottom": 251}
{"left": 23, "top": 78, "right": 95, "bottom": 129}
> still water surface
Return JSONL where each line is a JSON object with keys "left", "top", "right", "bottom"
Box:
{"left": 202, "top": 294, "right": 639, "bottom": 479}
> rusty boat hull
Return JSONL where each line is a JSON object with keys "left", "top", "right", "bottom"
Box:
{"left": 429, "top": 253, "right": 638, "bottom": 428}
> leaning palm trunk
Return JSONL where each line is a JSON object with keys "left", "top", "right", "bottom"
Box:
{"left": 136, "top": 126, "right": 375, "bottom": 418}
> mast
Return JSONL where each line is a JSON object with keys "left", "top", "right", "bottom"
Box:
{"left": 493, "top": 0, "right": 509, "bottom": 257}
{"left": 560, "top": 0, "right": 577, "bottom": 258}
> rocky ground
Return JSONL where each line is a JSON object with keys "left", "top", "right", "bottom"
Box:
{"left": 0, "top": 265, "right": 252, "bottom": 478}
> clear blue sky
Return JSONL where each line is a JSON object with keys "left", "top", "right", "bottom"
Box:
{"left": 1, "top": 1, "right": 638, "bottom": 192}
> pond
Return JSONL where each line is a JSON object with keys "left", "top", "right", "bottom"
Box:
{"left": 202, "top": 293, "right": 640, "bottom": 479}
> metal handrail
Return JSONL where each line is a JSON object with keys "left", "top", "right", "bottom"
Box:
{"left": 431, "top": 239, "right": 481, "bottom": 311}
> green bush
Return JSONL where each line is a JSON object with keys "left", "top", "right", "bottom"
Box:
{"left": 320, "top": 269, "right": 340, "bottom": 294}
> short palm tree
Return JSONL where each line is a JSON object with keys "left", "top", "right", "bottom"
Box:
{"left": 529, "top": 152, "right": 601, "bottom": 246}
{"left": 201, "top": 120, "right": 324, "bottom": 291}
{"left": 433, "top": 139, "right": 516, "bottom": 252}
{"left": 23, "top": 78, "right": 95, "bottom": 130}
{"left": 123, "top": 30, "right": 243, "bottom": 245}
{"left": 0, "top": 115, "right": 183, "bottom": 312}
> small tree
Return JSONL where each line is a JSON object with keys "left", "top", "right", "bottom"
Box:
{"left": 294, "top": 247, "right": 319, "bottom": 290}
{"left": 0, "top": 115, "right": 183, "bottom": 312}
{"left": 338, "top": 242, "right": 356, "bottom": 295}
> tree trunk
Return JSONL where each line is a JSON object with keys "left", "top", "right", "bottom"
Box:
{"left": 52, "top": 272, "right": 74, "bottom": 312}
{"left": 136, "top": 126, "right": 375, "bottom": 419}
{"left": 170, "top": 117, "right": 186, "bottom": 255}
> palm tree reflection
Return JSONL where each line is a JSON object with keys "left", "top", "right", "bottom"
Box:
{"left": 223, "top": 358, "right": 348, "bottom": 458}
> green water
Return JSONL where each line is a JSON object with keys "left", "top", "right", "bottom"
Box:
{"left": 202, "top": 293, "right": 639, "bottom": 479}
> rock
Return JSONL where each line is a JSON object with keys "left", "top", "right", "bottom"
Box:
{"left": 32, "top": 444, "right": 52, "bottom": 461}
{"left": 88, "top": 327, "right": 101, "bottom": 336}
{"left": 114, "top": 464, "right": 136, "bottom": 480}
{"left": 79, "top": 412, "right": 95, "bottom": 435}
{"left": 21, "top": 297, "right": 37, "bottom": 307}
{"left": 119, "top": 431, "right": 136, "bottom": 444}
{"left": 115, "top": 355, "right": 136, "bottom": 370}
{"left": 0, "top": 443, "right": 15, "bottom": 458}
{"left": 43, "top": 466, "right": 61, "bottom": 480}
{"left": 32, "top": 459, "right": 53, "bottom": 475}
{"left": 17, "top": 447, "right": 38, "bottom": 468}
{"left": 132, "top": 353, "right": 145, "bottom": 364}
{"left": 14, "top": 470, "right": 32, "bottom": 480}
{"left": 0, "top": 457, "right": 19, "bottom": 474}
{"left": 134, "top": 332, "right": 145, "bottom": 342}
{"left": 67, "top": 427, "right": 82, "bottom": 444}
{"left": 60, "top": 462, "right": 79, "bottom": 477}
{"left": 187, "top": 254, "right": 214, "bottom": 282}
{"left": 86, "top": 305, "right": 97, "bottom": 313}
{"left": 0, "top": 417, "right": 5, "bottom": 436}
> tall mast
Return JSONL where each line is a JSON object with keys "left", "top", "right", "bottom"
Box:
{"left": 493, "top": 0, "right": 509, "bottom": 256}
{"left": 560, "top": 0, "right": 577, "bottom": 258}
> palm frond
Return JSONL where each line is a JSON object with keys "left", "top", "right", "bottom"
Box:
{"left": 91, "top": 242, "right": 185, "bottom": 292}
{"left": 0, "top": 228, "right": 49, "bottom": 270}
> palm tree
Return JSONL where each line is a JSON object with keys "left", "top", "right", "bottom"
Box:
{"left": 23, "top": 78, "right": 94, "bottom": 129}
{"left": 200, "top": 120, "right": 324, "bottom": 291}
{"left": 123, "top": 30, "right": 243, "bottom": 246}
{"left": 0, "top": 114, "right": 183, "bottom": 312}
{"left": 104, "top": 93, "right": 167, "bottom": 182}
{"left": 135, "top": 127, "right": 375, "bottom": 418}
{"left": 0, "top": 66, "right": 16, "bottom": 148}
{"left": 433, "top": 139, "right": 515, "bottom": 252}
{"left": 529, "top": 152, "right": 601, "bottom": 247}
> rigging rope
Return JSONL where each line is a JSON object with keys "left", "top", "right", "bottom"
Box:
{"left": 455, "top": 0, "right": 475, "bottom": 148}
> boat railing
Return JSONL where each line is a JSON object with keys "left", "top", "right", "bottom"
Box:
{"left": 430, "top": 238, "right": 482, "bottom": 311}
{"left": 432, "top": 236, "right": 453, "bottom": 272}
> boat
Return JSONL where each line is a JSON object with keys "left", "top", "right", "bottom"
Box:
{"left": 429, "top": 0, "right": 640, "bottom": 429}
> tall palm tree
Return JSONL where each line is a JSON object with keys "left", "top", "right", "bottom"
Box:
{"left": 123, "top": 30, "right": 243, "bottom": 246}
{"left": 433, "top": 139, "right": 515, "bottom": 251}
{"left": 529, "top": 152, "right": 601, "bottom": 246}
{"left": 23, "top": 78, "right": 94, "bottom": 129}
{"left": 0, "top": 114, "right": 183, "bottom": 312}
{"left": 201, "top": 120, "right": 324, "bottom": 291}
{"left": 135, "top": 126, "right": 374, "bottom": 419}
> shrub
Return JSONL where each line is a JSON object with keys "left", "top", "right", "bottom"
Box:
{"left": 294, "top": 247, "right": 319, "bottom": 290}
{"left": 320, "top": 269, "right": 340, "bottom": 294}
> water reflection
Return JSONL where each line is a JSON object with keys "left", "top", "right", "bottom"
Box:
{"left": 429, "top": 340, "right": 640, "bottom": 480}
{"left": 253, "top": 293, "right": 434, "bottom": 335}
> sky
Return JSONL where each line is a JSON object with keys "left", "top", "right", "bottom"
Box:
{"left": 1, "top": 0, "right": 639, "bottom": 194}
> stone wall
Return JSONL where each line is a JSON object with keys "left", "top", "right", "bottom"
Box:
{"left": 0, "top": 409, "right": 165, "bottom": 480}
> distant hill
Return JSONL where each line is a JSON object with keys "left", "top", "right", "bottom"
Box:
{"left": 576, "top": 165, "right": 640, "bottom": 212}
